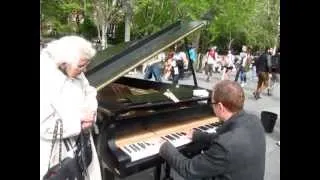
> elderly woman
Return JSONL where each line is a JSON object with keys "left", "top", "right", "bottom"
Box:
{"left": 40, "top": 36, "right": 101, "bottom": 179}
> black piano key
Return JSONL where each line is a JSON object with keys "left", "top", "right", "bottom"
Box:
{"left": 161, "top": 137, "right": 167, "bottom": 141}
{"left": 165, "top": 135, "right": 175, "bottom": 141}
{"left": 137, "top": 142, "right": 146, "bottom": 149}
{"left": 142, "top": 142, "right": 147, "bottom": 148}
{"left": 176, "top": 132, "right": 183, "bottom": 136}
{"left": 193, "top": 127, "right": 202, "bottom": 131}
{"left": 180, "top": 132, "right": 187, "bottom": 135}
{"left": 198, "top": 126, "right": 209, "bottom": 130}
{"left": 171, "top": 133, "right": 180, "bottom": 139}
{"left": 129, "top": 144, "right": 137, "bottom": 152}
{"left": 168, "top": 134, "right": 176, "bottom": 140}
{"left": 124, "top": 146, "right": 132, "bottom": 154}
{"left": 210, "top": 123, "right": 217, "bottom": 126}
{"left": 132, "top": 144, "right": 140, "bottom": 151}
{"left": 143, "top": 141, "right": 150, "bottom": 146}
{"left": 206, "top": 124, "right": 214, "bottom": 128}
{"left": 164, "top": 135, "right": 172, "bottom": 141}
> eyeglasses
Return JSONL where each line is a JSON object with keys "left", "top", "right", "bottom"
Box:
{"left": 210, "top": 102, "right": 219, "bottom": 105}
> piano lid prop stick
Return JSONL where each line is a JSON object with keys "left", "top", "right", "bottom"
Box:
{"left": 163, "top": 89, "right": 180, "bottom": 103}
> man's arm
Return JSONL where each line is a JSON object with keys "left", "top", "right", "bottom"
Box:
{"left": 81, "top": 73, "right": 98, "bottom": 120}
{"left": 192, "top": 130, "right": 215, "bottom": 144}
{"left": 159, "top": 141, "right": 229, "bottom": 179}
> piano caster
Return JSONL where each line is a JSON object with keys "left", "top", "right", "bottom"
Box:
{"left": 162, "top": 162, "right": 173, "bottom": 180}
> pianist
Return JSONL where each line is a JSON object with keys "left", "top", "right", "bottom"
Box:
{"left": 159, "top": 80, "right": 266, "bottom": 180}
{"left": 40, "top": 36, "right": 101, "bottom": 180}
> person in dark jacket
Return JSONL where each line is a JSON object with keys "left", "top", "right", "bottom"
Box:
{"left": 159, "top": 80, "right": 266, "bottom": 180}
{"left": 253, "top": 47, "right": 273, "bottom": 99}
{"left": 267, "top": 49, "right": 280, "bottom": 96}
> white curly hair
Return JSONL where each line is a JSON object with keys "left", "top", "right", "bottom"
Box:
{"left": 43, "top": 36, "right": 96, "bottom": 65}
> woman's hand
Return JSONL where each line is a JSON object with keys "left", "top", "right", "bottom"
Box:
{"left": 80, "top": 110, "right": 96, "bottom": 130}
{"left": 186, "top": 129, "right": 194, "bottom": 140}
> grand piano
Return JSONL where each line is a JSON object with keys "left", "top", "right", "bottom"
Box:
{"left": 85, "top": 20, "right": 223, "bottom": 180}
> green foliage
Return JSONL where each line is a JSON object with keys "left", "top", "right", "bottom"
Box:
{"left": 40, "top": 0, "right": 280, "bottom": 51}
{"left": 112, "top": 21, "right": 125, "bottom": 44}
{"left": 79, "top": 18, "right": 98, "bottom": 40}
{"left": 132, "top": 0, "right": 179, "bottom": 38}
{"left": 41, "top": 0, "right": 86, "bottom": 37}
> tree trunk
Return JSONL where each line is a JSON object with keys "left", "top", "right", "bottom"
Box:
{"left": 97, "top": 24, "right": 101, "bottom": 41}
{"left": 193, "top": 31, "right": 201, "bottom": 49}
{"left": 83, "top": 0, "right": 86, "bottom": 16}
{"left": 228, "top": 32, "right": 233, "bottom": 50}
{"left": 101, "top": 24, "right": 108, "bottom": 49}
{"left": 228, "top": 39, "right": 234, "bottom": 50}
{"left": 124, "top": 15, "right": 131, "bottom": 42}
{"left": 124, "top": 0, "right": 132, "bottom": 42}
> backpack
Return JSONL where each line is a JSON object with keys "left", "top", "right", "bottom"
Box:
{"left": 188, "top": 48, "right": 197, "bottom": 62}
{"left": 271, "top": 55, "right": 280, "bottom": 69}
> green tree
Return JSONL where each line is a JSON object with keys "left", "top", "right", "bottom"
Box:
{"left": 90, "top": 0, "right": 124, "bottom": 49}
{"left": 246, "top": 0, "right": 280, "bottom": 50}
{"left": 132, "top": 0, "right": 180, "bottom": 38}
{"left": 40, "top": 0, "right": 85, "bottom": 37}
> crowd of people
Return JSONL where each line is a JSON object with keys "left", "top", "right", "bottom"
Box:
{"left": 142, "top": 44, "right": 280, "bottom": 100}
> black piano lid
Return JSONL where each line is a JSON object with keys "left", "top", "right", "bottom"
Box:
{"left": 85, "top": 20, "right": 206, "bottom": 91}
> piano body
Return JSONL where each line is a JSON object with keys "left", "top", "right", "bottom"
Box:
{"left": 85, "top": 20, "right": 222, "bottom": 180}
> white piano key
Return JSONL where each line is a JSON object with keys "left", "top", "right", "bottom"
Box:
{"left": 119, "top": 123, "right": 220, "bottom": 162}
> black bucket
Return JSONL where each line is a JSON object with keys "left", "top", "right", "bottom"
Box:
{"left": 261, "top": 111, "right": 278, "bottom": 133}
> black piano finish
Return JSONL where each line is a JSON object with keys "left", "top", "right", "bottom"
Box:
{"left": 96, "top": 99, "right": 215, "bottom": 178}
{"left": 86, "top": 20, "right": 205, "bottom": 91}
{"left": 88, "top": 20, "right": 215, "bottom": 180}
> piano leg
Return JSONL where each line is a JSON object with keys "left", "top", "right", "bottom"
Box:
{"left": 101, "top": 167, "right": 115, "bottom": 180}
{"left": 162, "top": 162, "right": 173, "bottom": 180}
{"left": 154, "top": 164, "right": 161, "bottom": 180}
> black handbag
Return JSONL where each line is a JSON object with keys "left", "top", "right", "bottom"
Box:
{"left": 43, "top": 118, "right": 93, "bottom": 180}
{"left": 75, "top": 130, "right": 93, "bottom": 177}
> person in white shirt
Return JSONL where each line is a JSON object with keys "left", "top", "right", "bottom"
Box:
{"left": 173, "top": 45, "right": 188, "bottom": 80}
{"left": 205, "top": 46, "right": 218, "bottom": 81}
{"left": 235, "top": 46, "right": 248, "bottom": 87}
{"left": 40, "top": 36, "right": 101, "bottom": 180}
{"left": 221, "top": 50, "right": 235, "bottom": 80}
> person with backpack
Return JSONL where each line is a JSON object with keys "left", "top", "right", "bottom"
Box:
{"left": 253, "top": 47, "right": 273, "bottom": 99}
{"left": 235, "top": 45, "right": 248, "bottom": 87}
{"left": 268, "top": 49, "right": 280, "bottom": 95}
{"left": 188, "top": 44, "right": 198, "bottom": 71}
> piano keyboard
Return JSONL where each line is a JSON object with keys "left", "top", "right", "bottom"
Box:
{"left": 116, "top": 117, "right": 221, "bottom": 162}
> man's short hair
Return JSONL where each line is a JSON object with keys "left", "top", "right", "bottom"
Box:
{"left": 212, "top": 80, "right": 245, "bottom": 112}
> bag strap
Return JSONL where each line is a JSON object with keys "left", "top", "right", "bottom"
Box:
{"left": 79, "top": 130, "right": 91, "bottom": 177}
{"left": 47, "top": 118, "right": 63, "bottom": 170}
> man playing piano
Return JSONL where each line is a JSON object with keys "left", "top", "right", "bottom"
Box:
{"left": 159, "top": 80, "right": 266, "bottom": 180}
